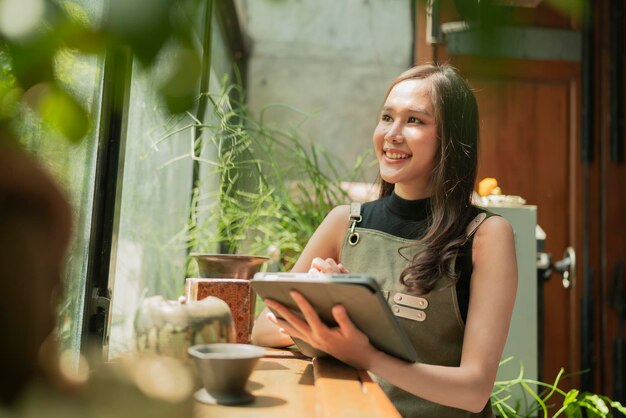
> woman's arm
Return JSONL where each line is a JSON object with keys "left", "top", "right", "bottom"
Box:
{"left": 266, "top": 215, "right": 517, "bottom": 413}
{"left": 366, "top": 216, "right": 517, "bottom": 412}
{"left": 250, "top": 205, "right": 350, "bottom": 347}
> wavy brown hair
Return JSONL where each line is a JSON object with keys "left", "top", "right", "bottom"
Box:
{"left": 376, "top": 63, "right": 479, "bottom": 295}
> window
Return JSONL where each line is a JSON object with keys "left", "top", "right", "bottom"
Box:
{"left": 2, "top": 0, "right": 243, "bottom": 360}
{"left": 106, "top": 2, "right": 239, "bottom": 358}
{"left": 11, "top": 0, "right": 105, "bottom": 355}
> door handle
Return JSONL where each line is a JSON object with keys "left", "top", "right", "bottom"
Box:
{"left": 553, "top": 246, "right": 576, "bottom": 288}
{"left": 537, "top": 246, "right": 576, "bottom": 288}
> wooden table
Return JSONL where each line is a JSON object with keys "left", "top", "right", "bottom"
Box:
{"left": 194, "top": 349, "right": 400, "bottom": 418}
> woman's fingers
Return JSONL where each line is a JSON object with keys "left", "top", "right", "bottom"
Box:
{"left": 289, "top": 291, "right": 327, "bottom": 333}
{"left": 266, "top": 310, "right": 278, "bottom": 324}
{"left": 309, "top": 257, "right": 328, "bottom": 272}
{"left": 265, "top": 295, "right": 329, "bottom": 347}
{"left": 264, "top": 299, "right": 310, "bottom": 336}
{"left": 270, "top": 316, "right": 305, "bottom": 340}
{"left": 324, "top": 258, "right": 340, "bottom": 271}
{"left": 332, "top": 304, "right": 359, "bottom": 337}
{"left": 310, "top": 257, "right": 349, "bottom": 273}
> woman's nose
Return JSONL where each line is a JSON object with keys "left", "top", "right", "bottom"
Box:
{"left": 384, "top": 124, "right": 404, "bottom": 143}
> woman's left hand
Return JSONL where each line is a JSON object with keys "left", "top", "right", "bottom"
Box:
{"left": 264, "top": 291, "right": 380, "bottom": 370}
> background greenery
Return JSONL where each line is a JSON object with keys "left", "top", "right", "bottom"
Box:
{"left": 492, "top": 358, "right": 626, "bottom": 417}
{"left": 163, "top": 78, "right": 374, "bottom": 275}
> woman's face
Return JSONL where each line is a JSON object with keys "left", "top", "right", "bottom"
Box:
{"left": 373, "top": 78, "right": 438, "bottom": 200}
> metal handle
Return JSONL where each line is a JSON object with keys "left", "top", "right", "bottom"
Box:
{"left": 553, "top": 246, "right": 576, "bottom": 288}
{"left": 537, "top": 246, "right": 576, "bottom": 288}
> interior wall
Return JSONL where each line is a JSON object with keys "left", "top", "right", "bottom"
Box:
{"left": 235, "top": 0, "right": 413, "bottom": 181}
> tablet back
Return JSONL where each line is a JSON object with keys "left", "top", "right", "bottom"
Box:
{"left": 251, "top": 272, "right": 417, "bottom": 363}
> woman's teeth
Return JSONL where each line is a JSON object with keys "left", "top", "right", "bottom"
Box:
{"left": 386, "top": 152, "right": 410, "bottom": 160}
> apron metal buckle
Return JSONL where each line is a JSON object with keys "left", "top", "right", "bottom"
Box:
{"left": 348, "top": 215, "right": 361, "bottom": 246}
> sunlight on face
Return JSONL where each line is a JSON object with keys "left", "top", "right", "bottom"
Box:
{"left": 372, "top": 78, "right": 438, "bottom": 200}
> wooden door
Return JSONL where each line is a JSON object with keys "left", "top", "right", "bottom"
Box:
{"left": 465, "top": 61, "right": 581, "bottom": 387}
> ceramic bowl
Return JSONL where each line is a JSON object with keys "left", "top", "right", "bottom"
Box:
{"left": 188, "top": 343, "right": 265, "bottom": 405}
{"left": 190, "top": 254, "right": 269, "bottom": 279}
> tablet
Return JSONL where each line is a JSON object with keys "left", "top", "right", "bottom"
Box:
{"left": 251, "top": 272, "right": 417, "bottom": 363}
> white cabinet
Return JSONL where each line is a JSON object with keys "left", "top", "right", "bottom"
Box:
{"left": 486, "top": 205, "right": 539, "bottom": 408}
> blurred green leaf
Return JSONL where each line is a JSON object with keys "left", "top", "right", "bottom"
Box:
{"left": 1, "top": 0, "right": 208, "bottom": 146}
{"left": 564, "top": 389, "right": 580, "bottom": 406}
{"left": 38, "top": 84, "right": 89, "bottom": 143}
{"left": 585, "top": 395, "right": 609, "bottom": 415}
{"left": 159, "top": 48, "right": 201, "bottom": 114}
{"left": 106, "top": 0, "right": 172, "bottom": 66}
{"left": 611, "top": 401, "right": 626, "bottom": 415}
{"left": 7, "top": 40, "right": 57, "bottom": 89}
{"left": 0, "top": 86, "right": 22, "bottom": 120}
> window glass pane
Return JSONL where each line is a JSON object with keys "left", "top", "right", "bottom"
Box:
{"left": 107, "top": 53, "right": 194, "bottom": 357}
{"left": 210, "top": 13, "right": 232, "bottom": 83}
{"left": 185, "top": 12, "right": 239, "bottom": 259}
{"left": 186, "top": 70, "right": 226, "bottom": 259}
{"left": 10, "top": 0, "right": 105, "bottom": 355}
{"left": 107, "top": 3, "right": 236, "bottom": 357}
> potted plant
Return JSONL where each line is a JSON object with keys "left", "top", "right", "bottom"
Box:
{"left": 168, "top": 78, "right": 372, "bottom": 275}
{"left": 155, "top": 78, "right": 372, "bottom": 341}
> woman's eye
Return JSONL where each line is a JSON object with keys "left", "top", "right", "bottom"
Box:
{"left": 381, "top": 114, "right": 392, "bottom": 122}
{"left": 407, "top": 116, "right": 421, "bottom": 124}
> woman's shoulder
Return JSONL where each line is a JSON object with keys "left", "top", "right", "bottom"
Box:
{"left": 470, "top": 203, "right": 513, "bottom": 234}
{"left": 477, "top": 215, "right": 513, "bottom": 235}
{"left": 327, "top": 198, "right": 386, "bottom": 220}
{"left": 471, "top": 214, "right": 515, "bottom": 259}
{"left": 467, "top": 206, "right": 511, "bottom": 233}
{"left": 328, "top": 204, "right": 351, "bottom": 217}
{"left": 321, "top": 205, "right": 351, "bottom": 230}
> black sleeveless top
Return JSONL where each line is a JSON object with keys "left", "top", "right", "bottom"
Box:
{"left": 358, "top": 192, "right": 477, "bottom": 322}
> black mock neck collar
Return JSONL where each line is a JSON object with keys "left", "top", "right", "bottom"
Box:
{"left": 384, "top": 191, "right": 431, "bottom": 221}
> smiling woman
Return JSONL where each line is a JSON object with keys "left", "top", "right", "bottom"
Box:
{"left": 252, "top": 63, "right": 517, "bottom": 418}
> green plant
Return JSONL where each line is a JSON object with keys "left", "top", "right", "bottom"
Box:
{"left": 0, "top": 0, "right": 206, "bottom": 144}
{"left": 491, "top": 358, "right": 626, "bottom": 418}
{"left": 155, "top": 77, "right": 374, "bottom": 276}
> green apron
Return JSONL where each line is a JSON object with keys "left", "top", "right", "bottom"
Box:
{"left": 340, "top": 203, "right": 494, "bottom": 418}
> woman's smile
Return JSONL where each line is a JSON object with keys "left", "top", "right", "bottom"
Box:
{"left": 383, "top": 147, "right": 412, "bottom": 161}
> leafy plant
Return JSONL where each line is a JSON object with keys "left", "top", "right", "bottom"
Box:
{"left": 155, "top": 77, "right": 374, "bottom": 276}
{"left": 0, "top": 0, "right": 206, "bottom": 144}
{"left": 491, "top": 358, "right": 626, "bottom": 418}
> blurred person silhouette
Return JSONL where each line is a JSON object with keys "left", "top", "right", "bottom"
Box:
{"left": 0, "top": 140, "right": 193, "bottom": 417}
{"left": 0, "top": 141, "right": 72, "bottom": 407}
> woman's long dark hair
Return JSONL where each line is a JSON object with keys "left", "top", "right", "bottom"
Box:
{"left": 377, "top": 63, "right": 479, "bottom": 295}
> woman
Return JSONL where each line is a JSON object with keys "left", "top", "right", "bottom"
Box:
{"left": 251, "top": 63, "right": 517, "bottom": 417}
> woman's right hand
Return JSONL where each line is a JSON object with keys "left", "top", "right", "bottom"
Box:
{"left": 308, "top": 257, "right": 350, "bottom": 274}
{"left": 251, "top": 205, "right": 349, "bottom": 347}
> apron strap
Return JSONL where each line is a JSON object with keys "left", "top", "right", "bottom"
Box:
{"left": 349, "top": 202, "right": 362, "bottom": 219}
{"left": 465, "top": 212, "right": 488, "bottom": 239}
{"left": 347, "top": 203, "right": 362, "bottom": 246}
